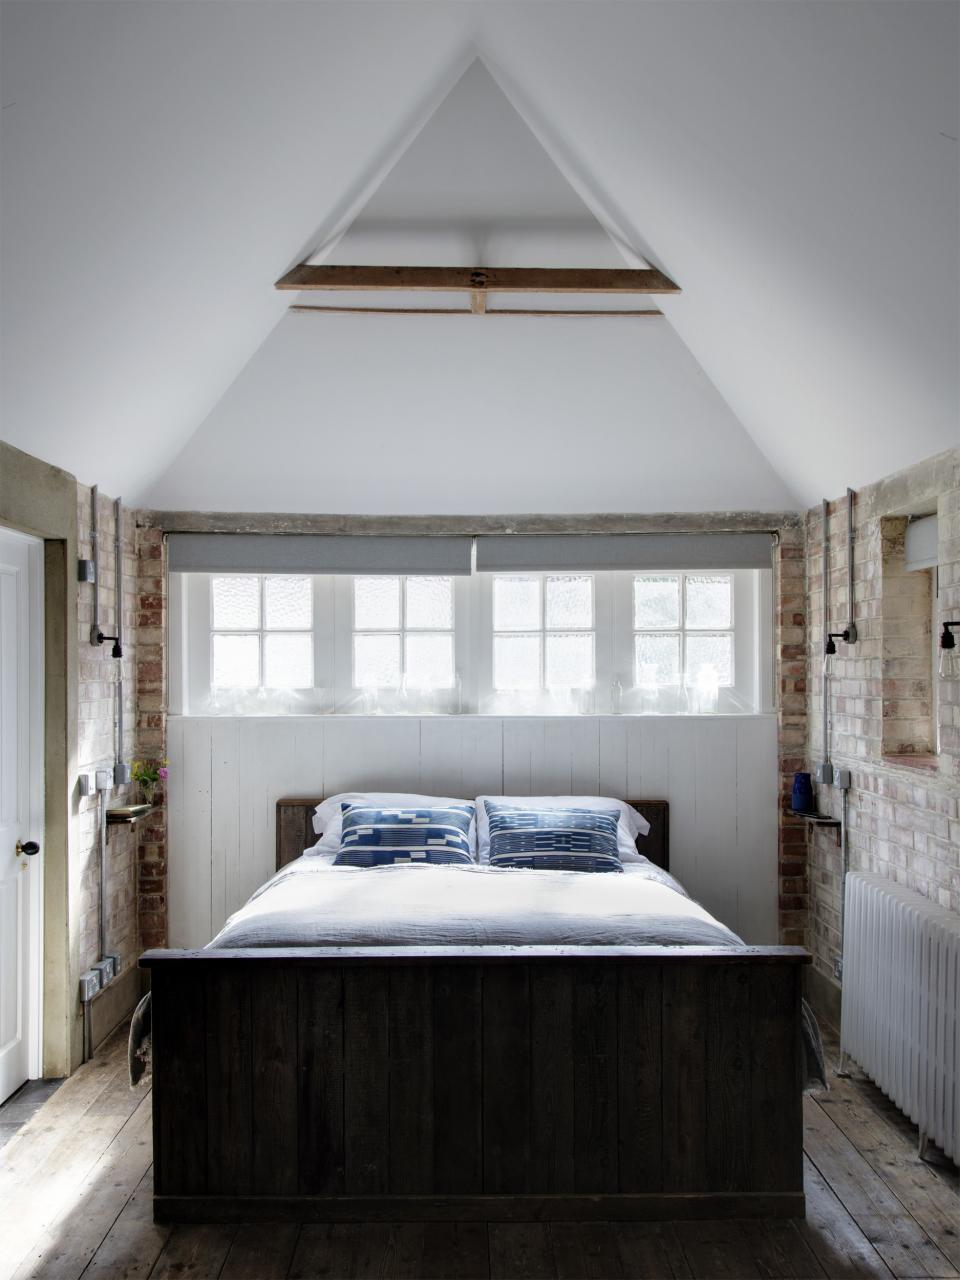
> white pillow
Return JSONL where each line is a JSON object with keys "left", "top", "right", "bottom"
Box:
{"left": 475, "top": 795, "right": 650, "bottom": 864}
{"left": 311, "top": 792, "right": 477, "bottom": 857}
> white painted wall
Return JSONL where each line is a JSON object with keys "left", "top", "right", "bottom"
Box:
{"left": 165, "top": 714, "right": 779, "bottom": 949}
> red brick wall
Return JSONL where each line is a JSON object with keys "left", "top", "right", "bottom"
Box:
{"left": 775, "top": 524, "right": 809, "bottom": 945}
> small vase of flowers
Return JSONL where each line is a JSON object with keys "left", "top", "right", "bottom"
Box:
{"left": 132, "top": 759, "right": 168, "bottom": 807}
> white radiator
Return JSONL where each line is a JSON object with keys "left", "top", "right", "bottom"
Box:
{"left": 841, "top": 872, "right": 959, "bottom": 1160}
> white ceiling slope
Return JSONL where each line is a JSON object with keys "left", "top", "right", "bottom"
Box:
{"left": 1, "top": 3, "right": 957, "bottom": 514}
{"left": 147, "top": 58, "right": 793, "bottom": 514}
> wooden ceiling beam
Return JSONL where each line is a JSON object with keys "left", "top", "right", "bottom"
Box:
{"left": 276, "top": 264, "right": 680, "bottom": 294}
{"left": 289, "top": 304, "right": 664, "bottom": 318}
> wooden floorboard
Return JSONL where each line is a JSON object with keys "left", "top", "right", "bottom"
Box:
{"left": 1, "top": 1019, "right": 956, "bottom": 1280}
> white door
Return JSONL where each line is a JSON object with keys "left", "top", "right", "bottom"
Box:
{"left": 0, "top": 528, "right": 44, "bottom": 1103}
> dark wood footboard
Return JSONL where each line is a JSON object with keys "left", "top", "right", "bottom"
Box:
{"left": 142, "top": 945, "right": 809, "bottom": 1222}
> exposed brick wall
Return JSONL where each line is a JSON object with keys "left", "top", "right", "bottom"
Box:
{"left": 775, "top": 524, "right": 809, "bottom": 945}
{"left": 805, "top": 449, "right": 960, "bottom": 995}
{"left": 136, "top": 526, "right": 168, "bottom": 950}
{"left": 76, "top": 486, "right": 139, "bottom": 977}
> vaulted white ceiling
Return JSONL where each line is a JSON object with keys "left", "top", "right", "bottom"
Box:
{"left": 1, "top": 2, "right": 957, "bottom": 513}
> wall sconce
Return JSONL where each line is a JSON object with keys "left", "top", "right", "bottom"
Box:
{"left": 825, "top": 630, "right": 853, "bottom": 656}
{"left": 939, "top": 621, "right": 959, "bottom": 678}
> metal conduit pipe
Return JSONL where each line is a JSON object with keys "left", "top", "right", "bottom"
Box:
{"left": 819, "top": 498, "right": 833, "bottom": 785}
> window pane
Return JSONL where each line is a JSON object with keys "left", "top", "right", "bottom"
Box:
{"left": 493, "top": 634, "right": 542, "bottom": 690}
{"left": 212, "top": 576, "right": 260, "bottom": 629}
{"left": 264, "top": 576, "right": 312, "bottom": 629}
{"left": 405, "top": 576, "right": 453, "bottom": 629}
{"left": 634, "top": 633, "right": 681, "bottom": 685}
{"left": 545, "top": 633, "right": 594, "bottom": 688}
{"left": 685, "top": 575, "right": 732, "bottom": 629}
{"left": 685, "top": 633, "right": 733, "bottom": 686}
{"left": 545, "top": 576, "right": 592, "bottom": 630}
{"left": 354, "top": 633, "right": 401, "bottom": 688}
{"left": 354, "top": 577, "right": 400, "bottom": 630}
{"left": 212, "top": 634, "right": 259, "bottom": 688}
{"left": 634, "top": 576, "right": 680, "bottom": 629}
{"left": 263, "top": 633, "right": 313, "bottom": 688}
{"left": 493, "top": 577, "right": 541, "bottom": 631}
{"left": 405, "top": 633, "right": 454, "bottom": 688}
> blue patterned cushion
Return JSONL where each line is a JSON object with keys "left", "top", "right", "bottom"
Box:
{"left": 334, "top": 803, "right": 475, "bottom": 867}
{"left": 486, "top": 804, "right": 623, "bottom": 873}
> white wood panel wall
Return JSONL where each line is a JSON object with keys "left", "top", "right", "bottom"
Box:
{"left": 166, "top": 715, "right": 780, "bottom": 949}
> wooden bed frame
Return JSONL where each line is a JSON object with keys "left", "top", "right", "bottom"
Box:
{"left": 142, "top": 797, "right": 809, "bottom": 1223}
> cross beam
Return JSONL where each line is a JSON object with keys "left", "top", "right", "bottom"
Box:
{"left": 275, "top": 264, "right": 680, "bottom": 294}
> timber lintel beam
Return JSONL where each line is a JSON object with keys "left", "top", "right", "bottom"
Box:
{"left": 275, "top": 264, "right": 680, "bottom": 295}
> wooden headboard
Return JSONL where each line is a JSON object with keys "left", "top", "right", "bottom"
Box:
{"left": 276, "top": 797, "right": 669, "bottom": 873}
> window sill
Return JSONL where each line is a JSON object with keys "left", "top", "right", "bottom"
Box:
{"left": 881, "top": 753, "right": 939, "bottom": 774}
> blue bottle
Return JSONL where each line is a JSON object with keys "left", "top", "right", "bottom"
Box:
{"left": 792, "top": 771, "right": 814, "bottom": 815}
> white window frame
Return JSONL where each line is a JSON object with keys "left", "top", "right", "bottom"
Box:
{"left": 173, "top": 568, "right": 772, "bottom": 716}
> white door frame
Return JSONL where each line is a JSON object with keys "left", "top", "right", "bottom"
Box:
{"left": 0, "top": 527, "right": 45, "bottom": 1081}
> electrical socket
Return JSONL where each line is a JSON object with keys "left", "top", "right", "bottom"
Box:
{"left": 79, "top": 969, "right": 101, "bottom": 1001}
{"left": 95, "top": 768, "right": 113, "bottom": 792}
{"left": 834, "top": 767, "right": 851, "bottom": 790}
{"left": 815, "top": 761, "right": 834, "bottom": 786}
{"left": 78, "top": 773, "right": 95, "bottom": 798}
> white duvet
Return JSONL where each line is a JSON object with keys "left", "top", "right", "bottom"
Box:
{"left": 209, "top": 855, "right": 743, "bottom": 950}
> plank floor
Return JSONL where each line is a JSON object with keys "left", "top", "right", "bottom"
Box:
{"left": 1, "top": 1022, "right": 956, "bottom": 1280}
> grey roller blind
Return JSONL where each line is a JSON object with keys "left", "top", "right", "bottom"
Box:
{"left": 168, "top": 534, "right": 474, "bottom": 575}
{"left": 474, "top": 532, "right": 774, "bottom": 572}
{"left": 904, "top": 515, "right": 938, "bottom": 571}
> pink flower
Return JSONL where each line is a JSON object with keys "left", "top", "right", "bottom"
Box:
{"left": 158, "top": 767, "right": 169, "bottom": 780}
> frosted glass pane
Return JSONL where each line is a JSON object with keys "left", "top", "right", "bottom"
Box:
{"left": 264, "top": 576, "right": 312, "bottom": 629}
{"left": 546, "top": 576, "right": 592, "bottom": 629}
{"left": 354, "top": 577, "right": 400, "bottom": 630}
{"left": 212, "top": 576, "right": 260, "bottom": 629}
{"left": 493, "top": 577, "right": 540, "bottom": 631}
{"left": 212, "top": 634, "right": 259, "bottom": 688}
{"left": 406, "top": 577, "right": 453, "bottom": 629}
{"left": 634, "top": 633, "right": 680, "bottom": 685}
{"left": 685, "top": 633, "right": 733, "bottom": 685}
{"left": 405, "top": 632, "right": 454, "bottom": 688}
{"left": 493, "top": 634, "right": 542, "bottom": 690}
{"left": 685, "top": 575, "right": 732, "bottom": 629}
{"left": 354, "top": 633, "right": 401, "bottom": 688}
{"left": 545, "top": 633, "right": 594, "bottom": 688}
{"left": 263, "top": 633, "right": 313, "bottom": 687}
{"left": 634, "top": 576, "right": 680, "bottom": 629}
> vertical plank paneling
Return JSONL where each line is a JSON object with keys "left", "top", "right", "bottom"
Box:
{"left": 662, "top": 964, "right": 708, "bottom": 1191}
{"left": 736, "top": 716, "right": 779, "bottom": 943}
{"left": 418, "top": 719, "right": 466, "bottom": 798}
{"left": 152, "top": 969, "right": 207, "bottom": 1196}
{"left": 618, "top": 965, "right": 663, "bottom": 1192}
{"left": 298, "top": 968, "right": 344, "bottom": 1194}
{"left": 483, "top": 963, "right": 531, "bottom": 1193}
{"left": 389, "top": 966, "right": 435, "bottom": 1193}
{"left": 706, "top": 964, "right": 752, "bottom": 1191}
{"left": 251, "top": 968, "right": 299, "bottom": 1195}
{"left": 210, "top": 717, "right": 239, "bottom": 935}
{"left": 184, "top": 717, "right": 213, "bottom": 947}
{"left": 751, "top": 965, "right": 804, "bottom": 1192}
{"left": 165, "top": 713, "right": 782, "bottom": 947}
{"left": 434, "top": 965, "right": 483, "bottom": 1192}
{"left": 459, "top": 716, "right": 504, "bottom": 796}
{"left": 529, "top": 963, "right": 575, "bottom": 1192}
{"left": 204, "top": 970, "right": 252, "bottom": 1196}
{"left": 343, "top": 967, "right": 390, "bottom": 1194}
{"left": 573, "top": 966, "right": 619, "bottom": 1192}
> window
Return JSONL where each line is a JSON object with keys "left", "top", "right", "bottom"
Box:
{"left": 173, "top": 567, "right": 770, "bottom": 716}
{"left": 352, "top": 576, "right": 455, "bottom": 690}
{"left": 210, "top": 575, "right": 313, "bottom": 690}
{"left": 633, "top": 573, "right": 734, "bottom": 689}
{"left": 492, "top": 575, "right": 594, "bottom": 691}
